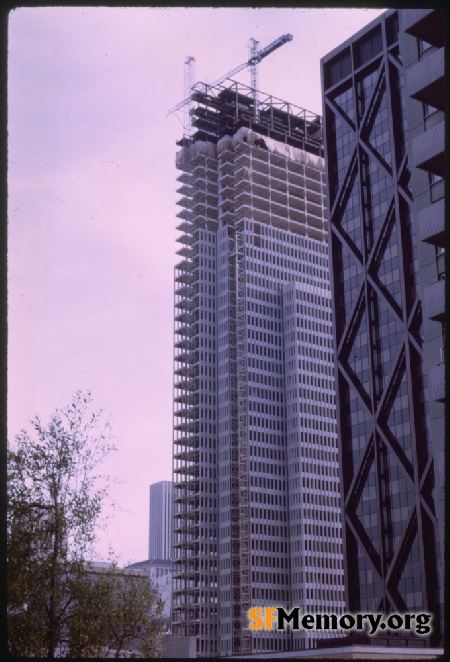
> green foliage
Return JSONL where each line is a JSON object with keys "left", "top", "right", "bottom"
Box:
{"left": 7, "top": 391, "right": 167, "bottom": 658}
{"left": 67, "top": 563, "right": 165, "bottom": 658}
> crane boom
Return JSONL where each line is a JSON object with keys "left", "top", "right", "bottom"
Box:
{"left": 210, "top": 61, "right": 248, "bottom": 88}
{"left": 167, "top": 33, "right": 293, "bottom": 117}
{"left": 248, "top": 33, "right": 292, "bottom": 65}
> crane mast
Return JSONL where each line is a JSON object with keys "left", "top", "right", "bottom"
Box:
{"left": 167, "top": 33, "right": 293, "bottom": 118}
{"left": 249, "top": 38, "right": 260, "bottom": 102}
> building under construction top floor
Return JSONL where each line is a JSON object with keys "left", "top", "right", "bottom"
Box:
{"left": 178, "top": 78, "right": 323, "bottom": 158}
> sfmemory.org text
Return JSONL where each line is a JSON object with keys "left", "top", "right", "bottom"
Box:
{"left": 248, "top": 608, "right": 433, "bottom": 636}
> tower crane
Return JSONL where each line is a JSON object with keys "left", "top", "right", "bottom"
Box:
{"left": 166, "top": 33, "right": 293, "bottom": 118}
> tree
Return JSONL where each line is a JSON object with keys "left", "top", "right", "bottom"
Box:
{"left": 67, "top": 562, "right": 165, "bottom": 658}
{"left": 7, "top": 391, "right": 118, "bottom": 658}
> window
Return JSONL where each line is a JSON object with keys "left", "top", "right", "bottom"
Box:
{"left": 429, "top": 172, "right": 444, "bottom": 202}
{"left": 418, "top": 38, "right": 433, "bottom": 58}
{"left": 436, "top": 245, "right": 445, "bottom": 281}
{"left": 423, "top": 102, "right": 439, "bottom": 119}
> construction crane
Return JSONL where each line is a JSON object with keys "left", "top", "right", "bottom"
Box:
{"left": 166, "top": 33, "right": 293, "bottom": 118}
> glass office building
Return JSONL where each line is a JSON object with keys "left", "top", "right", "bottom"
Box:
{"left": 321, "top": 9, "right": 444, "bottom": 647}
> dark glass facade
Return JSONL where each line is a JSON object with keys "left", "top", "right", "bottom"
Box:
{"left": 321, "top": 9, "right": 443, "bottom": 647}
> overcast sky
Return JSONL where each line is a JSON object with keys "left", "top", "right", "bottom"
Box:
{"left": 8, "top": 6, "right": 385, "bottom": 565}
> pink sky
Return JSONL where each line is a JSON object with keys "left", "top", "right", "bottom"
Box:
{"left": 8, "top": 6, "right": 385, "bottom": 564}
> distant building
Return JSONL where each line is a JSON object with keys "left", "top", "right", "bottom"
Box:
{"left": 149, "top": 480, "right": 172, "bottom": 561}
{"left": 321, "top": 8, "right": 444, "bottom": 648}
{"left": 126, "top": 558, "right": 172, "bottom": 623}
{"left": 85, "top": 561, "right": 166, "bottom": 656}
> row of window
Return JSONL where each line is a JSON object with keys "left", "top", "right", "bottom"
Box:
{"left": 288, "top": 443, "right": 338, "bottom": 461}
{"left": 249, "top": 459, "right": 286, "bottom": 475}
{"left": 247, "top": 244, "right": 328, "bottom": 266}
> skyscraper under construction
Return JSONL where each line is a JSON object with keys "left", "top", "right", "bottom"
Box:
{"left": 172, "top": 80, "right": 345, "bottom": 656}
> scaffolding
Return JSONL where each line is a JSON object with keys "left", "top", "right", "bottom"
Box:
{"left": 223, "top": 220, "right": 251, "bottom": 655}
{"left": 172, "top": 89, "right": 219, "bottom": 655}
{"left": 172, "top": 57, "right": 199, "bottom": 641}
{"left": 235, "top": 225, "right": 251, "bottom": 655}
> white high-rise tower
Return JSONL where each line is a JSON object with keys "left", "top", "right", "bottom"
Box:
{"left": 172, "top": 80, "right": 345, "bottom": 657}
{"left": 149, "top": 480, "right": 172, "bottom": 561}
